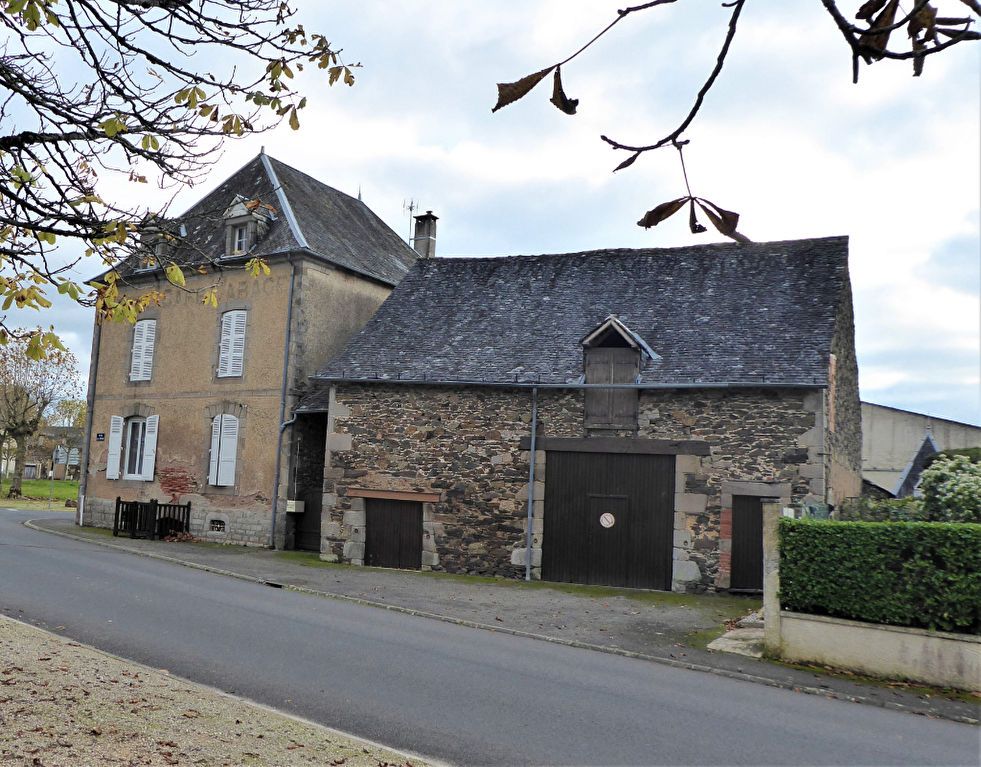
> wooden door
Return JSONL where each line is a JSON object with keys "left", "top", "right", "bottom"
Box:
{"left": 365, "top": 498, "right": 423, "bottom": 569}
{"left": 542, "top": 452, "right": 675, "bottom": 590}
{"left": 730, "top": 495, "right": 764, "bottom": 592}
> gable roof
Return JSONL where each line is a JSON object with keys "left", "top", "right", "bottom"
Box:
{"left": 306, "top": 236, "right": 849, "bottom": 398}
{"left": 117, "top": 153, "right": 415, "bottom": 286}
{"left": 581, "top": 315, "right": 661, "bottom": 361}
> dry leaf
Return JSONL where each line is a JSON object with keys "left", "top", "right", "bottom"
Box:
{"left": 695, "top": 198, "right": 751, "bottom": 243}
{"left": 637, "top": 197, "right": 688, "bottom": 229}
{"left": 688, "top": 199, "right": 707, "bottom": 234}
{"left": 613, "top": 152, "right": 640, "bottom": 172}
{"left": 492, "top": 67, "right": 554, "bottom": 112}
{"left": 549, "top": 66, "right": 579, "bottom": 115}
{"left": 858, "top": 0, "right": 900, "bottom": 61}
{"left": 856, "top": 0, "right": 888, "bottom": 20}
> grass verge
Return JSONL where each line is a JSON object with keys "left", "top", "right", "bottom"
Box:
{"left": 274, "top": 549, "right": 760, "bottom": 615}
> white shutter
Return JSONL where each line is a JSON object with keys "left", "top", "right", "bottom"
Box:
{"left": 129, "top": 320, "right": 156, "bottom": 381}
{"left": 228, "top": 311, "right": 247, "bottom": 376}
{"left": 217, "top": 312, "right": 234, "bottom": 377}
{"left": 141, "top": 415, "right": 159, "bottom": 481}
{"left": 208, "top": 415, "right": 222, "bottom": 485}
{"left": 106, "top": 416, "right": 124, "bottom": 480}
{"left": 129, "top": 322, "right": 146, "bottom": 380}
{"left": 140, "top": 320, "right": 156, "bottom": 380}
{"left": 216, "top": 415, "right": 239, "bottom": 486}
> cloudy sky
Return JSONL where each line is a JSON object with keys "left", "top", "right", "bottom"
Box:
{"left": 42, "top": 1, "right": 981, "bottom": 424}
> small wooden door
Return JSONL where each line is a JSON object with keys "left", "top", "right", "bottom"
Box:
{"left": 365, "top": 498, "right": 423, "bottom": 569}
{"left": 730, "top": 495, "right": 764, "bottom": 592}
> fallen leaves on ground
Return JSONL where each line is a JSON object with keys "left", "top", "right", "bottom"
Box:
{"left": 0, "top": 617, "right": 426, "bottom": 766}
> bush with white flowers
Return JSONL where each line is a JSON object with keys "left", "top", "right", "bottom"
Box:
{"left": 918, "top": 454, "right": 981, "bottom": 523}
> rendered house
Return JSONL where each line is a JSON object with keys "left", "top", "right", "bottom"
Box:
{"left": 861, "top": 402, "right": 980, "bottom": 497}
{"left": 293, "top": 235, "right": 862, "bottom": 593}
{"left": 78, "top": 153, "right": 416, "bottom": 547}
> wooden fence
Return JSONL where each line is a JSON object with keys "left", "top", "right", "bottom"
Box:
{"left": 112, "top": 497, "right": 191, "bottom": 540}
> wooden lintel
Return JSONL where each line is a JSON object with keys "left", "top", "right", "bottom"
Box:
{"left": 518, "top": 436, "right": 711, "bottom": 456}
{"left": 344, "top": 488, "right": 441, "bottom": 503}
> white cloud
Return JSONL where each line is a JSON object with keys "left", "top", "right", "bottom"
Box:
{"left": 7, "top": 1, "right": 978, "bottom": 422}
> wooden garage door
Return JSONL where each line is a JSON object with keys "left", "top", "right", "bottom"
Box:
{"left": 730, "top": 495, "right": 764, "bottom": 592}
{"left": 365, "top": 498, "right": 422, "bottom": 570}
{"left": 542, "top": 452, "right": 675, "bottom": 590}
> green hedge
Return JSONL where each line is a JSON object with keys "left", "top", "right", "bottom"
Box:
{"left": 779, "top": 518, "right": 981, "bottom": 634}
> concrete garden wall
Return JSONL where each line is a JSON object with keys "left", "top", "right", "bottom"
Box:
{"left": 762, "top": 503, "right": 980, "bottom": 692}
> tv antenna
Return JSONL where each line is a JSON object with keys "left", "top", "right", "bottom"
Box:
{"left": 402, "top": 198, "right": 418, "bottom": 239}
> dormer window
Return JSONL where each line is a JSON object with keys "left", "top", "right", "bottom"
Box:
{"left": 223, "top": 194, "right": 273, "bottom": 258}
{"left": 581, "top": 315, "right": 658, "bottom": 431}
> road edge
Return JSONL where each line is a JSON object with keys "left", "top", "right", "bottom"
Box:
{"left": 24, "top": 518, "right": 979, "bottom": 727}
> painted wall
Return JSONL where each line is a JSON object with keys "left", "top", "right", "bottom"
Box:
{"left": 861, "top": 403, "right": 981, "bottom": 494}
{"left": 84, "top": 257, "right": 394, "bottom": 546}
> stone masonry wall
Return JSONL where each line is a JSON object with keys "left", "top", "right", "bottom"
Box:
{"left": 323, "top": 384, "right": 824, "bottom": 590}
{"left": 828, "top": 275, "right": 863, "bottom": 504}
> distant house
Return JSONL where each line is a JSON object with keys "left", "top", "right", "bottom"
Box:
{"left": 861, "top": 402, "right": 981, "bottom": 497}
{"left": 292, "top": 236, "right": 861, "bottom": 593}
{"left": 79, "top": 152, "right": 417, "bottom": 547}
{"left": 44, "top": 425, "right": 82, "bottom": 480}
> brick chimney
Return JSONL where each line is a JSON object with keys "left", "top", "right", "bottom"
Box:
{"left": 411, "top": 210, "right": 438, "bottom": 259}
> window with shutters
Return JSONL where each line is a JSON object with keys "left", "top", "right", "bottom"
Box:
{"left": 217, "top": 310, "right": 247, "bottom": 377}
{"left": 584, "top": 346, "right": 640, "bottom": 430}
{"left": 129, "top": 319, "right": 156, "bottom": 381}
{"left": 106, "top": 414, "right": 159, "bottom": 480}
{"left": 208, "top": 414, "right": 239, "bottom": 486}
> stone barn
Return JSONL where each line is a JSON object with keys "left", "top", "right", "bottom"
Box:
{"left": 292, "top": 236, "right": 862, "bottom": 592}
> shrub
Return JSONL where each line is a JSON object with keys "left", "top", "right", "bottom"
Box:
{"left": 923, "top": 446, "right": 981, "bottom": 469}
{"left": 919, "top": 454, "right": 981, "bottom": 523}
{"left": 836, "top": 496, "right": 925, "bottom": 522}
{"left": 779, "top": 518, "right": 981, "bottom": 634}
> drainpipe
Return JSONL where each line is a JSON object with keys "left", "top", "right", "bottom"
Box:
{"left": 269, "top": 258, "right": 297, "bottom": 548}
{"left": 77, "top": 318, "right": 102, "bottom": 526}
{"left": 525, "top": 387, "right": 538, "bottom": 581}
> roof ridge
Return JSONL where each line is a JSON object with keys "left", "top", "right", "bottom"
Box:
{"left": 266, "top": 155, "right": 368, "bottom": 209}
{"left": 260, "top": 153, "right": 309, "bottom": 250}
{"left": 420, "top": 236, "right": 850, "bottom": 263}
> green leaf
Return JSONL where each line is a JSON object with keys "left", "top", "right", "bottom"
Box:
{"left": 164, "top": 262, "right": 185, "bottom": 287}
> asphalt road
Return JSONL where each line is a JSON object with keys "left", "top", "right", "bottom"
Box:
{"left": 1, "top": 510, "right": 977, "bottom": 766}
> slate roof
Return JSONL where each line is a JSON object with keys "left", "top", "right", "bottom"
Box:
{"left": 116, "top": 153, "right": 415, "bottom": 286}
{"left": 300, "top": 236, "right": 849, "bottom": 409}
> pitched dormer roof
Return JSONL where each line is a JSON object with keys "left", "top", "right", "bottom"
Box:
{"left": 303, "top": 236, "right": 850, "bottom": 401}
{"left": 581, "top": 315, "right": 661, "bottom": 361}
{"left": 121, "top": 154, "right": 416, "bottom": 286}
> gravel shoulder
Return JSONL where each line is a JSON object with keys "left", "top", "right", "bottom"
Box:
{"left": 0, "top": 616, "right": 427, "bottom": 767}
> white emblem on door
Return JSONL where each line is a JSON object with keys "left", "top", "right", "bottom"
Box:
{"left": 599, "top": 513, "right": 616, "bottom": 528}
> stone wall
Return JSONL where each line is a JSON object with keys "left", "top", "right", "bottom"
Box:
{"left": 323, "top": 383, "right": 825, "bottom": 590}
{"left": 827, "top": 274, "right": 863, "bottom": 504}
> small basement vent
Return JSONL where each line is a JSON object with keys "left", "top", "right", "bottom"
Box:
{"left": 210, "top": 519, "right": 226, "bottom": 533}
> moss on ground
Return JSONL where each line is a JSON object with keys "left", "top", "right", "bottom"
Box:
{"left": 274, "top": 550, "right": 760, "bottom": 616}
{"left": 771, "top": 659, "right": 981, "bottom": 704}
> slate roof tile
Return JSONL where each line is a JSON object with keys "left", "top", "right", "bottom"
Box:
{"left": 304, "top": 236, "right": 849, "bottom": 410}
{"left": 114, "top": 154, "right": 415, "bottom": 286}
